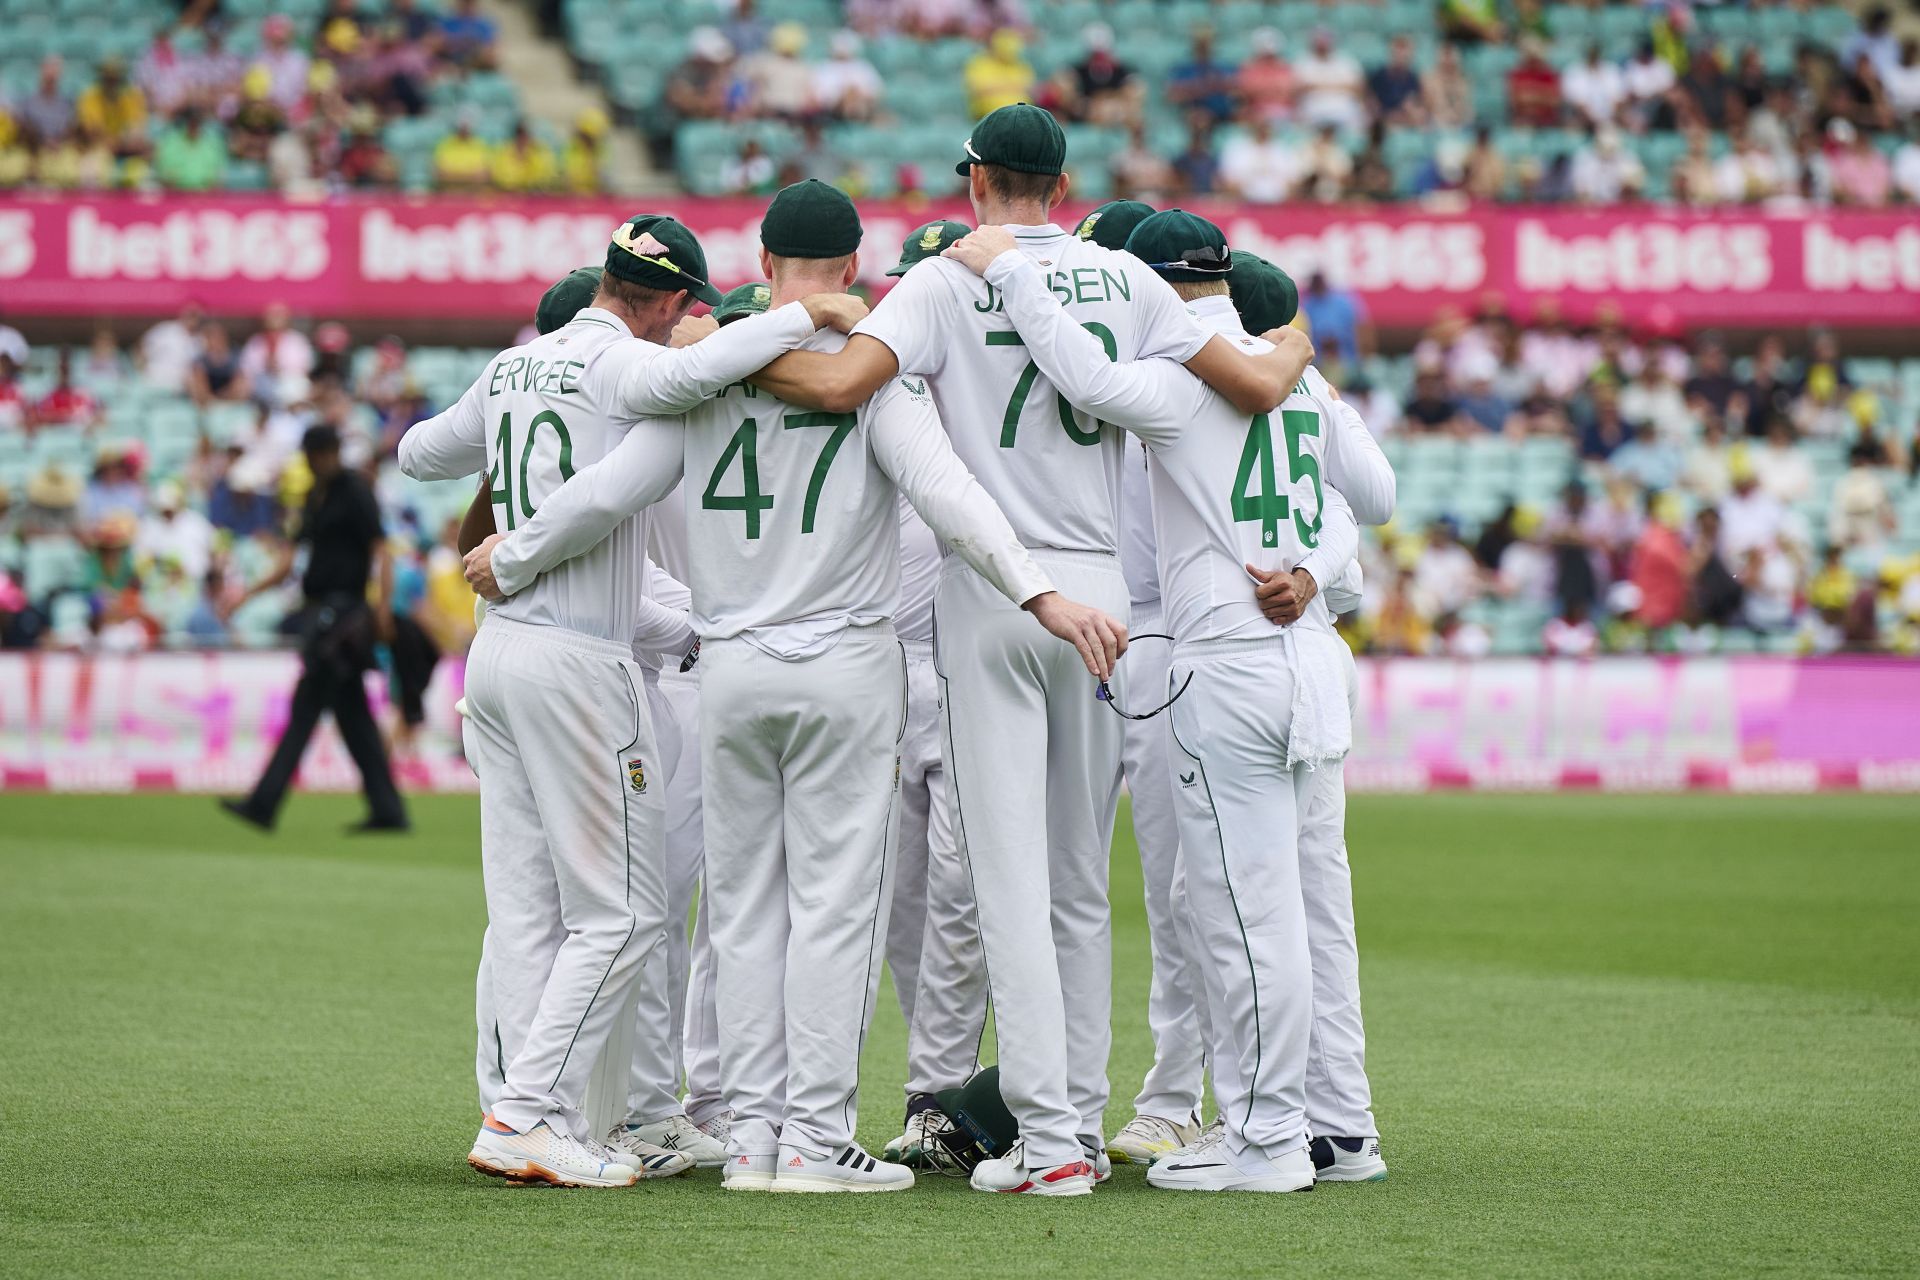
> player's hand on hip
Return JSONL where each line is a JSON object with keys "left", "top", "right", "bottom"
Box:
{"left": 1247, "top": 562, "right": 1318, "bottom": 627}
{"left": 1024, "top": 591, "right": 1128, "bottom": 680}
{"left": 942, "top": 226, "right": 1017, "bottom": 275}
{"left": 799, "top": 292, "right": 871, "bottom": 333}
{"left": 463, "top": 534, "right": 509, "bottom": 603}
{"left": 670, "top": 313, "right": 719, "bottom": 348}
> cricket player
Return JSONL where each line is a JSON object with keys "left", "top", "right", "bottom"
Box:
{"left": 872, "top": 221, "right": 994, "bottom": 1168}
{"left": 398, "top": 214, "right": 865, "bottom": 1187}
{"left": 749, "top": 107, "right": 1309, "bottom": 1195}
{"left": 942, "top": 209, "right": 1370, "bottom": 1192}
{"left": 464, "top": 181, "right": 1125, "bottom": 1192}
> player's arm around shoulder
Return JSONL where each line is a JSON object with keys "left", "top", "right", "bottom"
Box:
{"left": 609, "top": 294, "right": 867, "bottom": 417}
{"left": 1184, "top": 323, "right": 1314, "bottom": 416}
{"left": 1316, "top": 378, "right": 1397, "bottom": 526}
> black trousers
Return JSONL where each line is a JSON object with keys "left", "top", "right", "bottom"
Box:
{"left": 245, "top": 602, "right": 407, "bottom": 824}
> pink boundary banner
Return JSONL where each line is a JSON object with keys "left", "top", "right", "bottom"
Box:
{"left": 2, "top": 195, "right": 1918, "bottom": 328}
{"left": 1, "top": 652, "right": 1915, "bottom": 793}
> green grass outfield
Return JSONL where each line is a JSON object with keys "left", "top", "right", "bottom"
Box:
{"left": 2, "top": 792, "right": 1916, "bottom": 1278}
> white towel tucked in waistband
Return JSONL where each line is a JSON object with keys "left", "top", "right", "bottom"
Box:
{"left": 1284, "top": 628, "right": 1354, "bottom": 770}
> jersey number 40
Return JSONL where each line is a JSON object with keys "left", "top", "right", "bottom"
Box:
{"left": 1231, "top": 409, "right": 1324, "bottom": 550}
{"left": 489, "top": 410, "right": 575, "bottom": 531}
{"left": 700, "top": 411, "right": 856, "bottom": 540}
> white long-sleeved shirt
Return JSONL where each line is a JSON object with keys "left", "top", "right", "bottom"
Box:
{"left": 853, "top": 223, "right": 1212, "bottom": 556}
{"left": 490, "top": 328, "right": 1052, "bottom": 659}
{"left": 395, "top": 302, "right": 816, "bottom": 643}
{"left": 896, "top": 494, "right": 941, "bottom": 645}
{"left": 632, "top": 558, "right": 696, "bottom": 669}
{"left": 984, "top": 256, "right": 1362, "bottom": 643}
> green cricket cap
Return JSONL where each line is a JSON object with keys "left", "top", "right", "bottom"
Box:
{"left": 1228, "top": 249, "right": 1300, "bottom": 334}
{"left": 535, "top": 266, "right": 603, "bottom": 335}
{"left": 1124, "top": 209, "right": 1232, "bottom": 282}
{"left": 713, "top": 281, "right": 773, "bottom": 325}
{"left": 761, "top": 179, "right": 864, "bottom": 259}
{"left": 605, "top": 213, "right": 723, "bottom": 306}
{"left": 1073, "top": 199, "right": 1155, "bottom": 251}
{"left": 887, "top": 219, "right": 972, "bottom": 276}
{"left": 955, "top": 103, "right": 1067, "bottom": 177}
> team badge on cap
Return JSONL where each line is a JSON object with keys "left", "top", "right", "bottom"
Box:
{"left": 918, "top": 224, "right": 944, "bottom": 251}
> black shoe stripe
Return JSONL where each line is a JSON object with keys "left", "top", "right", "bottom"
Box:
{"left": 862, "top": 1154, "right": 875, "bottom": 1173}
{"left": 836, "top": 1148, "right": 853, "bottom": 1167}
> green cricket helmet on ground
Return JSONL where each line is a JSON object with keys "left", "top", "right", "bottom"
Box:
{"left": 535, "top": 266, "right": 603, "bottom": 335}
{"left": 888, "top": 219, "right": 972, "bottom": 276}
{"left": 713, "top": 281, "right": 773, "bottom": 325}
{"left": 1074, "top": 199, "right": 1155, "bottom": 251}
{"left": 931, "top": 1065, "right": 1019, "bottom": 1172}
{"left": 1228, "top": 249, "right": 1300, "bottom": 333}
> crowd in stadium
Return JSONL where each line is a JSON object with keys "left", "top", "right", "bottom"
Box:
{"left": 2, "top": 297, "right": 1917, "bottom": 658}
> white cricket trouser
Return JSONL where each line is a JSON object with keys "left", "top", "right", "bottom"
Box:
{"left": 1165, "top": 634, "right": 1329, "bottom": 1160}
{"left": 660, "top": 669, "right": 727, "bottom": 1128}
{"left": 886, "top": 641, "right": 988, "bottom": 1104}
{"left": 703, "top": 625, "right": 906, "bottom": 1157}
{"left": 1118, "top": 617, "right": 1206, "bottom": 1123}
{"left": 464, "top": 614, "right": 668, "bottom": 1139}
{"left": 937, "top": 550, "right": 1127, "bottom": 1166}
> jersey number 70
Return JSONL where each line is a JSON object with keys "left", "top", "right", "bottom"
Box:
{"left": 1230, "top": 409, "right": 1323, "bottom": 549}
{"left": 700, "top": 411, "right": 857, "bottom": 540}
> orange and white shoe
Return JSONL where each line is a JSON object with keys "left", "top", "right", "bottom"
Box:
{"left": 969, "top": 1140, "right": 1095, "bottom": 1196}
{"left": 468, "top": 1115, "right": 638, "bottom": 1188}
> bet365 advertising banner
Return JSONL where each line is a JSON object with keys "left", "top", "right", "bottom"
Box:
{"left": 0, "top": 652, "right": 1915, "bottom": 793}
{"left": 2, "top": 195, "right": 1917, "bottom": 328}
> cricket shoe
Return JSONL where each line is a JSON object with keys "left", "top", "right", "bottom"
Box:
{"left": 722, "top": 1149, "right": 777, "bottom": 1191}
{"left": 969, "top": 1140, "right": 1095, "bottom": 1196}
{"left": 1153, "top": 1117, "right": 1224, "bottom": 1165}
{"left": 771, "top": 1143, "right": 915, "bottom": 1193}
{"left": 883, "top": 1095, "right": 950, "bottom": 1168}
{"left": 1310, "top": 1135, "right": 1388, "bottom": 1182}
{"left": 1147, "top": 1132, "right": 1314, "bottom": 1194}
{"left": 626, "top": 1113, "right": 728, "bottom": 1168}
{"left": 694, "top": 1110, "right": 733, "bottom": 1145}
{"left": 468, "top": 1115, "right": 638, "bottom": 1188}
{"left": 1080, "top": 1139, "right": 1112, "bottom": 1184}
{"left": 603, "top": 1126, "right": 698, "bottom": 1179}
{"left": 1108, "top": 1113, "right": 1201, "bottom": 1165}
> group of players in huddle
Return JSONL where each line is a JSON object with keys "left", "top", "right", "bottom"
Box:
{"left": 397, "top": 102, "right": 1396, "bottom": 1196}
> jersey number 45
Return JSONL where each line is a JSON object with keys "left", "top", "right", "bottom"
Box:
{"left": 1232, "top": 409, "right": 1324, "bottom": 550}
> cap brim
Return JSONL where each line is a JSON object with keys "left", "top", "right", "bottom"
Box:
{"left": 690, "top": 280, "right": 724, "bottom": 306}
{"left": 885, "top": 262, "right": 912, "bottom": 277}
{"left": 955, "top": 158, "right": 974, "bottom": 176}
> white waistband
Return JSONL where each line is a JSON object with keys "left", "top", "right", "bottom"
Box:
{"left": 479, "top": 611, "right": 632, "bottom": 660}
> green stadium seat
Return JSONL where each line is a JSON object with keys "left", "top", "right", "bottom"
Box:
{"left": 23, "top": 536, "right": 88, "bottom": 602}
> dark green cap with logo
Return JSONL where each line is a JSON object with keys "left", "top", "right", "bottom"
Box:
{"left": 714, "top": 281, "right": 773, "bottom": 325}
{"left": 1074, "top": 199, "right": 1155, "bottom": 251}
{"left": 605, "top": 213, "right": 723, "bottom": 305}
{"left": 1228, "top": 249, "right": 1300, "bottom": 333}
{"left": 535, "top": 266, "right": 603, "bottom": 335}
{"left": 1124, "top": 209, "right": 1232, "bottom": 283}
{"left": 761, "top": 178, "right": 864, "bottom": 259}
{"left": 888, "top": 219, "right": 972, "bottom": 276}
{"left": 955, "top": 103, "right": 1067, "bottom": 177}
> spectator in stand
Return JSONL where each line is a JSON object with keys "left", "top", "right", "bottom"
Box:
{"left": 1111, "top": 120, "right": 1178, "bottom": 201}
{"left": 1462, "top": 126, "right": 1508, "bottom": 200}
{"left": 745, "top": 22, "right": 817, "bottom": 119}
{"left": 361, "top": 20, "right": 433, "bottom": 118}
{"left": 1167, "top": 26, "right": 1238, "bottom": 125}
{"left": 1454, "top": 350, "right": 1511, "bottom": 434}
{"left": 1564, "top": 43, "right": 1626, "bottom": 128}
{"left": 561, "top": 109, "right": 607, "bottom": 194}
{"left": 1351, "top": 126, "right": 1397, "bottom": 201}
{"left": 963, "top": 28, "right": 1034, "bottom": 119}
{"left": 1827, "top": 119, "right": 1892, "bottom": 206}
{"left": 1610, "top": 420, "right": 1683, "bottom": 492}
{"left": 240, "top": 304, "right": 314, "bottom": 409}
{"left": 33, "top": 350, "right": 100, "bottom": 428}
{"left": 1844, "top": 5, "right": 1900, "bottom": 83}
{"left": 1893, "top": 118, "right": 1920, "bottom": 203}
{"left": 336, "top": 106, "right": 396, "bottom": 188}
{"left": 1404, "top": 367, "right": 1468, "bottom": 435}
{"left": 1671, "top": 127, "right": 1719, "bottom": 204}
{"left": 1424, "top": 43, "right": 1474, "bottom": 130}
{"left": 1829, "top": 441, "right": 1898, "bottom": 551}
{"left": 432, "top": 112, "right": 492, "bottom": 191}
{"left": 153, "top": 106, "right": 226, "bottom": 191}
{"left": 20, "top": 57, "right": 73, "bottom": 143}
{"left": 1411, "top": 520, "right": 1481, "bottom": 621}
{"left": 1301, "top": 271, "right": 1372, "bottom": 364}
{"left": 229, "top": 70, "right": 286, "bottom": 165}
{"left": 724, "top": 0, "right": 771, "bottom": 55}
{"left": 1578, "top": 383, "right": 1633, "bottom": 461}
{"left": 1172, "top": 116, "right": 1220, "bottom": 194}
{"left": 720, "top": 137, "right": 777, "bottom": 194}
{"left": 1753, "top": 415, "right": 1813, "bottom": 504}
{"left": 1621, "top": 37, "right": 1676, "bottom": 128}
{"left": 440, "top": 0, "right": 498, "bottom": 68}
{"left": 1368, "top": 36, "right": 1426, "bottom": 127}
{"left": 138, "top": 303, "right": 203, "bottom": 393}
{"left": 1238, "top": 29, "right": 1294, "bottom": 125}
{"left": 1620, "top": 360, "right": 1695, "bottom": 443}
{"left": 1217, "top": 115, "right": 1296, "bottom": 203}
{"left": 138, "top": 479, "right": 214, "bottom": 581}
{"left": 82, "top": 449, "right": 147, "bottom": 527}
{"left": 812, "top": 30, "right": 882, "bottom": 122}
{"left": 76, "top": 324, "right": 129, "bottom": 396}
{"left": 75, "top": 58, "right": 147, "bottom": 163}
{"left": 1676, "top": 40, "right": 1737, "bottom": 131}
{"left": 137, "top": 32, "right": 194, "bottom": 119}
{"left": 189, "top": 27, "right": 246, "bottom": 110}
{"left": 1626, "top": 493, "right": 1690, "bottom": 632}
{"left": 1067, "top": 25, "right": 1140, "bottom": 127}
{"left": 490, "top": 120, "right": 556, "bottom": 192}
{"left": 1298, "top": 122, "right": 1354, "bottom": 201}
{"left": 1571, "top": 126, "right": 1645, "bottom": 204}
{"left": 255, "top": 16, "right": 312, "bottom": 111}
{"left": 1507, "top": 37, "right": 1563, "bottom": 128}
{"left": 665, "top": 28, "right": 739, "bottom": 134}
{"left": 1885, "top": 40, "right": 1920, "bottom": 117}
{"left": 1295, "top": 28, "right": 1366, "bottom": 134}
{"left": 1715, "top": 124, "right": 1787, "bottom": 203}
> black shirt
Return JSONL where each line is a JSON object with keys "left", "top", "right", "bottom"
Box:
{"left": 296, "top": 469, "right": 383, "bottom": 601}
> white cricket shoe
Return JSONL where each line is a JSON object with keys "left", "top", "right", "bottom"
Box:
{"left": 1154, "top": 1116, "right": 1224, "bottom": 1164}
{"left": 468, "top": 1116, "right": 638, "bottom": 1188}
{"left": 1310, "top": 1135, "right": 1388, "bottom": 1182}
{"left": 1146, "top": 1132, "right": 1314, "bottom": 1193}
{"left": 771, "top": 1143, "right": 915, "bottom": 1193}
{"left": 722, "top": 1149, "right": 777, "bottom": 1191}
{"left": 626, "top": 1114, "right": 728, "bottom": 1168}
{"left": 883, "top": 1106, "right": 950, "bottom": 1168}
{"left": 1108, "top": 1113, "right": 1201, "bottom": 1165}
{"left": 969, "top": 1140, "right": 1095, "bottom": 1196}
{"left": 603, "top": 1126, "right": 697, "bottom": 1179}
{"left": 1081, "top": 1140, "right": 1112, "bottom": 1184}
{"left": 694, "top": 1111, "right": 733, "bottom": 1145}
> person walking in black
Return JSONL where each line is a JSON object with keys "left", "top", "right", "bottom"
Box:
{"left": 219, "top": 426, "right": 410, "bottom": 833}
